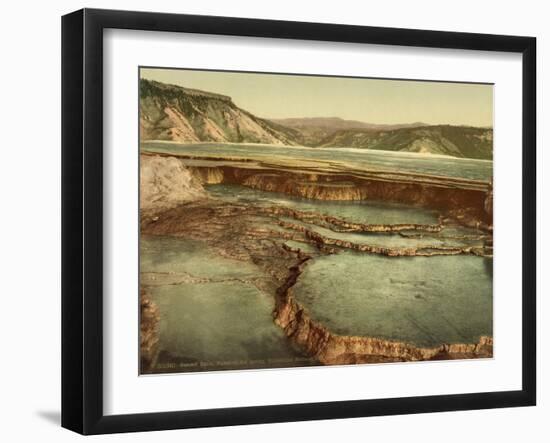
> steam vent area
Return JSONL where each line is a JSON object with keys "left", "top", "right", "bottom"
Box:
{"left": 139, "top": 141, "right": 493, "bottom": 374}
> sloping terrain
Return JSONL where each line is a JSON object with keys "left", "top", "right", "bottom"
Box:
{"left": 140, "top": 79, "right": 300, "bottom": 145}
{"left": 140, "top": 79, "right": 492, "bottom": 159}
{"left": 315, "top": 125, "right": 493, "bottom": 159}
{"left": 271, "top": 117, "right": 426, "bottom": 146}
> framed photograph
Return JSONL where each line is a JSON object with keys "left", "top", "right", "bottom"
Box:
{"left": 62, "top": 8, "right": 536, "bottom": 434}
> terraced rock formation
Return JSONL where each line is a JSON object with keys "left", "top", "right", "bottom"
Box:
{"left": 139, "top": 151, "right": 493, "bottom": 370}
{"left": 143, "top": 152, "right": 493, "bottom": 231}
{"left": 141, "top": 190, "right": 493, "bottom": 367}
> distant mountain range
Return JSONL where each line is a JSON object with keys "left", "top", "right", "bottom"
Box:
{"left": 311, "top": 125, "right": 493, "bottom": 159}
{"left": 140, "top": 79, "right": 493, "bottom": 160}
{"left": 270, "top": 117, "right": 427, "bottom": 146}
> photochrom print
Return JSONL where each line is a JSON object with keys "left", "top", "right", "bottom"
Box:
{"left": 138, "top": 67, "right": 493, "bottom": 375}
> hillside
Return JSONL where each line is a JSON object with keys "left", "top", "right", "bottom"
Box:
{"left": 140, "top": 79, "right": 492, "bottom": 160}
{"left": 140, "top": 79, "right": 301, "bottom": 145}
{"left": 315, "top": 125, "right": 493, "bottom": 160}
{"left": 271, "top": 117, "right": 426, "bottom": 146}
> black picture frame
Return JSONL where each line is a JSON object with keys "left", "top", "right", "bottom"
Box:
{"left": 61, "top": 8, "right": 536, "bottom": 435}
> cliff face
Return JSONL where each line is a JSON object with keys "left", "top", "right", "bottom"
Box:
{"left": 140, "top": 154, "right": 206, "bottom": 212}
{"left": 140, "top": 79, "right": 300, "bottom": 145}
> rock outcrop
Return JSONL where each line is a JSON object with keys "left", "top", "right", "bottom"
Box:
{"left": 140, "top": 154, "right": 206, "bottom": 212}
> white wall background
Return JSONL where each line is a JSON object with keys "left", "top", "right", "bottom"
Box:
{"left": 0, "top": 0, "right": 546, "bottom": 441}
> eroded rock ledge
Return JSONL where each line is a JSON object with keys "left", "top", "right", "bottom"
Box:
{"left": 141, "top": 151, "right": 493, "bottom": 230}
{"left": 274, "top": 258, "right": 493, "bottom": 365}
{"left": 256, "top": 206, "right": 443, "bottom": 233}
{"left": 275, "top": 219, "right": 489, "bottom": 257}
{"left": 139, "top": 154, "right": 493, "bottom": 367}
{"left": 142, "top": 200, "right": 493, "bottom": 366}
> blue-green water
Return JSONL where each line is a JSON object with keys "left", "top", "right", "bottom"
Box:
{"left": 141, "top": 236, "right": 310, "bottom": 371}
{"left": 142, "top": 141, "right": 493, "bottom": 181}
{"left": 206, "top": 184, "right": 441, "bottom": 225}
{"left": 206, "top": 184, "right": 484, "bottom": 250}
{"left": 141, "top": 171, "right": 492, "bottom": 370}
{"left": 293, "top": 252, "right": 493, "bottom": 348}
